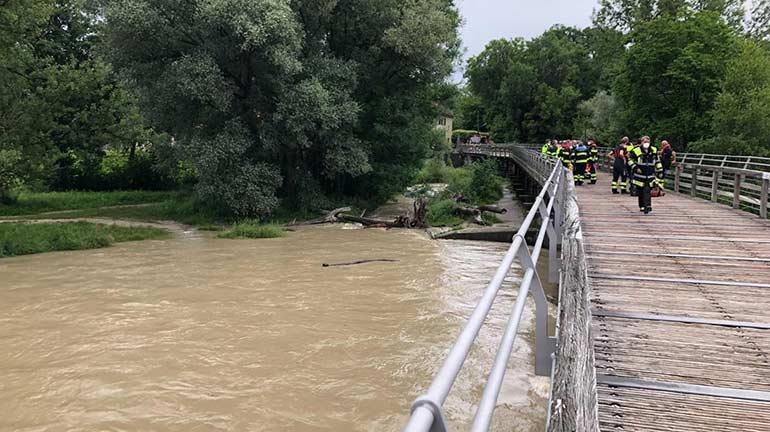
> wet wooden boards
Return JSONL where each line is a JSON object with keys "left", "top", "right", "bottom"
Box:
{"left": 576, "top": 176, "right": 770, "bottom": 432}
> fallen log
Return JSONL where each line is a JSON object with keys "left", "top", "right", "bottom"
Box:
{"left": 478, "top": 205, "right": 508, "bottom": 214}
{"left": 322, "top": 259, "right": 399, "bottom": 267}
{"left": 286, "top": 207, "right": 351, "bottom": 226}
{"left": 456, "top": 207, "right": 484, "bottom": 225}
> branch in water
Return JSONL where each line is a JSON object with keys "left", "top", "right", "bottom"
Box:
{"left": 322, "top": 259, "right": 400, "bottom": 267}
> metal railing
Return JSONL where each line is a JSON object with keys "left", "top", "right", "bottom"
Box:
{"left": 404, "top": 145, "right": 565, "bottom": 432}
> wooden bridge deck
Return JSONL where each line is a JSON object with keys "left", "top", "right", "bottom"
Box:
{"left": 576, "top": 175, "right": 770, "bottom": 431}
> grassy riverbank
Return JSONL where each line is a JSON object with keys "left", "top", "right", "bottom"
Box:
{"left": 0, "top": 191, "right": 176, "bottom": 217}
{"left": 0, "top": 222, "right": 170, "bottom": 258}
{"left": 217, "top": 222, "right": 286, "bottom": 239}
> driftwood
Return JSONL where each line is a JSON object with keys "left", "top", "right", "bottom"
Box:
{"left": 456, "top": 207, "right": 485, "bottom": 225}
{"left": 289, "top": 207, "right": 352, "bottom": 226}
{"left": 322, "top": 259, "right": 399, "bottom": 267}
{"left": 478, "top": 205, "right": 508, "bottom": 214}
{"left": 291, "top": 199, "right": 427, "bottom": 229}
{"left": 290, "top": 197, "right": 496, "bottom": 228}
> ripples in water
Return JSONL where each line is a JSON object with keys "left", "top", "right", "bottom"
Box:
{"left": 0, "top": 225, "right": 548, "bottom": 431}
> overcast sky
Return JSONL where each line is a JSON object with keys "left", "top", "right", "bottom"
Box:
{"left": 453, "top": 0, "right": 600, "bottom": 82}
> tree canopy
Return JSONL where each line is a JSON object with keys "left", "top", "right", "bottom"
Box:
{"left": 459, "top": 1, "right": 770, "bottom": 155}
{"left": 100, "top": 0, "right": 460, "bottom": 216}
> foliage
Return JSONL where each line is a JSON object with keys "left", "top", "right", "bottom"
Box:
{"left": 575, "top": 91, "right": 622, "bottom": 145}
{"left": 426, "top": 199, "right": 464, "bottom": 227}
{"left": 0, "top": 190, "right": 175, "bottom": 217}
{"left": 688, "top": 40, "right": 770, "bottom": 155}
{"left": 466, "top": 159, "right": 504, "bottom": 203}
{"left": 0, "top": 149, "right": 23, "bottom": 204}
{"left": 0, "top": 1, "right": 154, "bottom": 191}
{"left": 414, "top": 159, "right": 473, "bottom": 194}
{"left": 0, "top": 222, "right": 169, "bottom": 258}
{"left": 102, "top": 0, "right": 460, "bottom": 217}
{"left": 216, "top": 222, "right": 286, "bottom": 239}
{"left": 464, "top": 26, "right": 612, "bottom": 143}
{"left": 614, "top": 12, "right": 738, "bottom": 148}
{"left": 594, "top": 0, "right": 747, "bottom": 32}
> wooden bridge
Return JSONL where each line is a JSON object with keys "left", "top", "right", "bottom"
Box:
{"left": 404, "top": 144, "right": 770, "bottom": 432}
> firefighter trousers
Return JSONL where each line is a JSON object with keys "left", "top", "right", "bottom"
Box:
{"left": 638, "top": 182, "right": 652, "bottom": 210}
{"left": 573, "top": 163, "right": 586, "bottom": 184}
{"left": 612, "top": 166, "right": 627, "bottom": 191}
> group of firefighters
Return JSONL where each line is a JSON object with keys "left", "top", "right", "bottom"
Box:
{"left": 541, "top": 137, "right": 676, "bottom": 214}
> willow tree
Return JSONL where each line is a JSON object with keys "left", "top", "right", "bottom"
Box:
{"left": 102, "top": 0, "right": 460, "bottom": 217}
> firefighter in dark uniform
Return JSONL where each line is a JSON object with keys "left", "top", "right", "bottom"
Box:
{"left": 546, "top": 140, "right": 559, "bottom": 158}
{"left": 624, "top": 137, "right": 634, "bottom": 194}
{"left": 572, "top": 141, "right": 589, "bottom": 186}
{"left": 608, "top": 140, "right": 628, "bottom": 194}
{"left": 628, "top": 136, "right": 663, "bottom": 214}
{"left": 559, "top": 142, "right": 572, "bottom": 168}
{"left": 587, "top": 140, "right": 599, "bottom": 184}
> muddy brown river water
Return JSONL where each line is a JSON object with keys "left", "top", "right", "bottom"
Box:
{"left": 0, "top": 225, "right": 549, "bottom": 431}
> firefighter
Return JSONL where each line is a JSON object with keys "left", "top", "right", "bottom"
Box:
{"left": 659, "top": 140, "right": 676, "bottom": 182}
{"left": 559, "top": 141, "right": 572, "bottom": 168}
{"left": 572, "top": 141, "right": 589, "bottom": 186}
{"left": 547, "top": 140, "right": 559, "bottom": 158}
{"left": 587, "top": 139, "right": 599, "bottom": 184}
{"left": 541, "top": 140, "right": 550, "bottom": 156}
{"left": 628, "top": 136, "right": 663, "bottom": 214}
{"left": 625, "top": 138, "right": 637, "bottom": 195}
{"left": 608, "top": 139, "right": 628, "bottom": 194}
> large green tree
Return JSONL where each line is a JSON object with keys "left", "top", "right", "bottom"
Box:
{"left": 0, "top": 0, "right": 149, "bottom": 192}
{"left": 464, "top": 26, "right": 615, "bottom": 143}
{"left": 102, "top": 0, "right": 459, "bottom": 216}
{"left": 689, "top": 40, "right": 770, "bottom": 155}
{"left": 614, "top": 11, "right": 738, "bottom": 148}
{"left": 595, "top": 0, "right": 746, "bottom": 32}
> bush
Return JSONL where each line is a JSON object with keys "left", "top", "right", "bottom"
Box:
{"left": 0, "top": 222, "right": 169, "bottom": 258}
{"left": 53, "top": 148, "right": 178, "bottom": 191}
{"left": 426, "top": 198, "right": 464, "bottom": 227}
{"left": 217, "top": 222, "right": 286, "bottom": 239}
{"left": 467, "top": 159, "right": 504, "bottom": 203}
{"left": 0, "top": 149, "right": 23, "bottom": 204}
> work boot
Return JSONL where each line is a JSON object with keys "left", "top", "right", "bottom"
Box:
{"left": 612, "top": 190, "right": 619, "bottom": 194}
{"left": 591, "top": 180, "right": 597, "bottom": 185}
{"left": 621, "top": 190, "right": 628, "bottom": 195}
{"left": 646, "top": 206, "right": 652, "bottom": 214}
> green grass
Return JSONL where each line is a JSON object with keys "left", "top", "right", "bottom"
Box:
{"left": 0, "top": 190, "right": 177, "bottom": 217}
{"left": 217, "top": 222, "right": 286, "bottom": 239}
{"left": 0, "top": 222, "right": 170, "bottom": 258}
{"left": 426, "top": 199, "right": 464, "bottom": 227}
{"left": 25, "top": 196, "right": 223, "bottom": 226}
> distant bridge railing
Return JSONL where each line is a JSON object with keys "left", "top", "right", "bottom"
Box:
{"left": 464, "top": 143, "right": 770, "bottom": 219}
{"left": 404, "top": 145, "right": 566, "bottom": 432}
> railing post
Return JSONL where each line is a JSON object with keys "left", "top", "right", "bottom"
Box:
{"left": 674, "top": 164, "right": 682, "bottom": 193}
{"left": 515, "top": 242, "right": 555, "bottom": 378}
{"left": 691, "top": 167, "right": 699, "bottom": 197}
{"left": 733, "top": 174, "right": 742, "bottom": 209}
{"left": 761, "top": 175, "right": 769, "bottom": 219}
{"left": 711, "top": 168, "right": 720, "bottom": 203}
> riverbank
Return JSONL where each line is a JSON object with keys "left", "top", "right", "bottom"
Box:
{"left": 0, "top": 221, "right": 170, "bottom": 258}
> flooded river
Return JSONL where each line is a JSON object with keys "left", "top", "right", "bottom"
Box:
{"left": 0, "top": 226, "right": 549, "bottom": 431}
